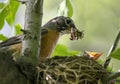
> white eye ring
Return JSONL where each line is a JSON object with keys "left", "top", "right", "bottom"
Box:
{"left": 65, "top": 19, "right": 72, "bottom": 27}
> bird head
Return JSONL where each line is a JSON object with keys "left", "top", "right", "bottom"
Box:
{"left": 45, "top": 16, "right": 84, "bottom": 40}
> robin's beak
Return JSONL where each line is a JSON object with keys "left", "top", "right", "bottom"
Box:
{"left": 69, "top": 25, "right": 84, "bottom": 40}
{"left": 53, "top": 16, "right": 84, "bottom": 40}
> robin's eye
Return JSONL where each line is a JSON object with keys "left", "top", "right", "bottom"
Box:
{"left": 66, "top": 19, "right": 72, "bottom": 24}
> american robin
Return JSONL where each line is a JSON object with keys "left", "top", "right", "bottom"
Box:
{"left": 0, "top": 16, "right": 83, "bottom": 61}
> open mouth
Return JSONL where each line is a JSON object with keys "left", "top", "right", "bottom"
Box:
{"left": 70, "top": 27, "right": 84, "bottom": 40}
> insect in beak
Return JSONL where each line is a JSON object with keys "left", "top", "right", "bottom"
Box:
{"left": 70, "top": 27, "right": 84, "bottom": 40}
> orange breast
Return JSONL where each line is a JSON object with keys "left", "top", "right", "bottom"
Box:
{"left": 39, "top": 30, "right": 60, "bottom": 61}
{"left": 7, "top": 30, "right": 60, "bottom": 62}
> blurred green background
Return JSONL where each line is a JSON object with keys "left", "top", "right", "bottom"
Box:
{"left": 42, "top": 0, "right": 120, "bottom": 71}
{"left": 0, "top": 0, "right": 120, "bottom": 71}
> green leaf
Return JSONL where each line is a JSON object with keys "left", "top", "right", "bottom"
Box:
{"left": 66, "top": 0, "right": 73, "bottom": 17}
{"left": 52, "top": 44, "right": 80, "bottom": 57}
{"left": 0, "top": 5, "right": 10, "bottom": 29}
{"left": 0, "top": 34, "right": 8, "bottom": 41}
{"left": 0, "top": 19, "right": 4, "bottom": 30}
{"left": 69, "top": 51, "right": 80, "bottom": 56}
{"left": 6, "top": 0, "right": 20, "bottom": 25}
{"left": 110, "top": 48, "right": 120, "bottom": 60}
{"left": 0, "top": 3, "right": 5, "bottom": 9}
{"left": 58, "top": 0, "right": 73, "bottom": 17}
{"left": 0, "top": 0, "right": 20, "bottom": 29}
{"left": 15, "top": 24, "right": 22, "bottom": 35}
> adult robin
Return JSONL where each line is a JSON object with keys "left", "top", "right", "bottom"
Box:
{"left": 0, "top": 16, "right": 83, "bottom": 61}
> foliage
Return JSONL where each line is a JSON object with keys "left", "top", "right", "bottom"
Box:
{"left": 15, "top": 24, "right": 22, "bottom": 35}
{"left": 0, "top": 34, "right": 7, "bottom": 41}
{"left": 0, "top": 0, "right": 20, "bottom": 40}
{"left": 58, "top": 0, "right": 73, "bottom": 17}
{"left": 52, "top": 44, "right": 80, "bottom": 57}
{"left": 110, "top": 48, "right": 120, "bottom": 60}
{"left": 0, "top": 4, "right": 9, "bottom": 29}
{"left": 0, "top": 0, "right": 19, "bottom": 27}
{"left": 6, "top": 0, "right": 19, "bottom": 25}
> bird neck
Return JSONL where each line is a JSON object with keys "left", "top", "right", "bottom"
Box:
{"left": 39, "top": 29, "right": 61, "bottom": 61}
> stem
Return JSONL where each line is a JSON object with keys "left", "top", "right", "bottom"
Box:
{"left": 21, "top": 0, "right": 43, "bottom": 65}
{"left": 107, "top": 70, "right": 120, "bottom": 81}
{"left": 103, "top": 30, "right": 120, "bottom": 69}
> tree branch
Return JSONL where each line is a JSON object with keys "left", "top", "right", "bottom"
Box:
{"left": 103, "top": 30, "right": 120, "bottom": 69}
{"left": 21, "top": 0, "right": 43, "bottom": 65}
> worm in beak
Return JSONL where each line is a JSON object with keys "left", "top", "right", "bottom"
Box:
{"left": 70, "top": 27, "right": 84, "bottom": 40}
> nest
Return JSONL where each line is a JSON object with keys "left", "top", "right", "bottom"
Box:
{"left": 37, "top": 56, "right": 108, "bottom": 84}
